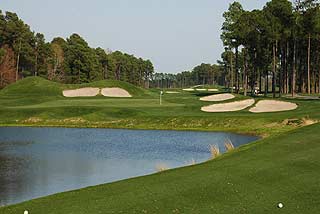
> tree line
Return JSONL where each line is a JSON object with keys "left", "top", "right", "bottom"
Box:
{"left": 150, "top": 63, "right": 225, "bottom": 88}
{"left": 3, "top": 0, "right": 320, "bottom": 94}
{"left": 153, "top": 0, "right": 320, "bottom": 95}
{"left": 221, "top": 0, "right": 320, "bottom": 96}
{"left": 0, "top": 11, "right": 154, "bottom": 88}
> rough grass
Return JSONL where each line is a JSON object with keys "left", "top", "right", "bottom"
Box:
{"left": 209, "top": 144, "right": 220, "bottom": 159}
{"left": 224, "top": 139, "right": 235, "bottom": 151}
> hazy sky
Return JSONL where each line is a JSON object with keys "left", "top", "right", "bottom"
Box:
{"left": 1, "top": 0, "right": 269, "bottom": 73}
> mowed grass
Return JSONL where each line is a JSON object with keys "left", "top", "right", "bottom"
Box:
{"left": 0, "top": 77, "right": 319, "bottom": 135}
{"left": 0, "top": 77, "right": 320, "bottom": 213}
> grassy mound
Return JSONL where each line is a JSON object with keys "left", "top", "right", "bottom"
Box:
{"left": 0, "top": 77, "right": 149, "bottom": 98}
{"left": 0, "top": 77, "right": 62, "bottom": 98}
{"left": 1, "top": 123, "right": 319, "bottom": 214}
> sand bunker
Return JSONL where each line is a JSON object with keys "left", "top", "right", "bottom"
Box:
{"left": 166, "top": 91, "right": 180, "bottom": 94}
{"left": 183, "top": 88, "right": 195, "bottom": 92}
{"left": 201, "top": 99, "right": 255, "bottom": 112}
{"left": 200, "top": 93, "right": 235, "bottom": 102}
{"left": 63, "top": 88, "right": 100, "bottom": 97}
{"left": 249, "top": 100, "right": 298, "bottom": 113}
{"left": 208, "top": 89, "right": 219, "bottom": 92}
{"left": 101, "top": 87, "right": 132, "bottom": 98}
{"left": 196, "top": 89, "right": 207, "bottom": 92}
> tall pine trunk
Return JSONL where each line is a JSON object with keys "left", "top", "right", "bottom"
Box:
{"left": 243, "top": 49, "right": 247, "bottom": 96}
{"left": 307, "top": 33, "right": 311, "bottom": 94}
{"left": 319, "top": 68, "right": 320, "bottom": 94}
{"left": 230, "top": 52, "right": 234, "bottom": 93}
{"left": 286, "top": 41, "right": 289, "bottom": 94}
{"left": 259, "top": 69, "right": 262, "bottom": 94}
{"left": 235, "top": 46, "right": 239, "bottom": 93}
{"left": 272, "top": 42, "right": 276, "bottom": 98}
{"left": 265, "top": 69, "right": 268, "bottom": 97}
{"left": 279, "top": 44, "right": 283, "bottom": 98}
{"left": 252, "top": 50, "right": 257, "bottom": 95}
{"left": 292, "top": 39, "right": 296, "bottom": 97}
{"left": 16, "top": 40, "right": 21, "bottom": 81}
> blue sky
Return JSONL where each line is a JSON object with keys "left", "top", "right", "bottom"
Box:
{"left": 1, "top": 0, "right": 269, "bottom": 73}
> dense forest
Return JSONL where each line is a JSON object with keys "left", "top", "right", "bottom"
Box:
{"left": 150, "top": 63, "right": 225, "bottom": 88}
{"left": 1, "top": 0, "right": 320, "bottom": 95}
{"left": 0, "top": 10, "right": 154, "bottom": 88}
{"left": 153, "top": 0, "right": 320, "bottom": 96}
{"left": 221, "top": 0, "right": 320, "bottom": 96}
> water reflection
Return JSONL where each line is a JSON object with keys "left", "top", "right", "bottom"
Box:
{"left": 0, "top": 127, "right": 258, "bottom": 206}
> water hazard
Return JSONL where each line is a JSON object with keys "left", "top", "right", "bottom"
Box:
{"left": 0, "top": 127, "right": 258, "bottom": 206}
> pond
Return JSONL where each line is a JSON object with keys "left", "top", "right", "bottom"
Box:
{"left": 0, "top": 127, "right": 258, "bottom": 206}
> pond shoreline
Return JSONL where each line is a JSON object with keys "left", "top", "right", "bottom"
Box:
{"left": 0, "top": 122, "right": 263, "bottom": 138}
{"left": 0, "top": 127, "right": 258, "bottom": 206}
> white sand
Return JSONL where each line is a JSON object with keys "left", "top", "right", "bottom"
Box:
{"left": 249, "top": 100, "right": 298, "bottom": 113}
{"left": 200, "top": 93, "right": 235, "bottom": 102}
{"left": 208, "top": 89, "right": 219, "bottom": 92}
{"left": 166, "top": 91, "right": 180, "bottom": 94}
{"left": 63, "top": 88, "right": 100, "bottom": 97}
{"left": 101, "top": 87, "right": 132, "bottom": 97}
{"left": 196, "top": 89, "right": 207, "bottom": 91}
{"left": 201, "top": 99, "right": 255, "bottom": 112}
{"left": 183, "top": 88, "right": 195, "bottom": 92}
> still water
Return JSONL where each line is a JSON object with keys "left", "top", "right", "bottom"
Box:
{"left": 0, "top": 127, "right": 258, "bottom": 206}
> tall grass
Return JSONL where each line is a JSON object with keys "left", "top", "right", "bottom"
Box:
{"left": 155, "top": 163, "right": 169, "bottom": 172}
{"left": 209, "top": 145, "right": 220, "bottom": 159}
{"left": 186, "top": 159, "right": 196, "bottom": 166}
{"left": 209, "top": 139, "right": 234, "bottom": 160}
{"left": 301, "top": 117, "right": 318, "bottom": 126}
{"left": 224, "top": 139, "right": 235, "bottom": 152}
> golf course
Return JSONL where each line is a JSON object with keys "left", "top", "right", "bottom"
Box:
{"left": 0, "top": 77, "right": 319, "bottom": 213}
{"left": 1, "top": 0, "right": 320, "bottom": 213}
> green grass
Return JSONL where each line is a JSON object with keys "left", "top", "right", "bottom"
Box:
{"left": 0, "top": 77, "right": 319, "bottom": 135}
{"left": 0, "top": 77, "right": 320, "bottom": 213}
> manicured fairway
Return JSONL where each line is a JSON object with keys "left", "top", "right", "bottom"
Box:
{"left": 0, "top": 77, "right": 319, "bottom": 213}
